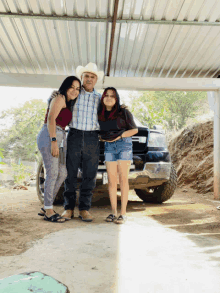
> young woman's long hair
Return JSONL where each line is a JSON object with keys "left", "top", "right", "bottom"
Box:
{"left": 98, "top": 87, "right": 121, "bottom": 121}
{"left": 48, "top": 76, "right": 81, "bottom": 109}
{"left": 58, "top": 76, "right": 81, "bottom": 110}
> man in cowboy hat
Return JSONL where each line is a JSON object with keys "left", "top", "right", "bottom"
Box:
{"left": 62, "top": 63, "right": 104, "bottom": 222}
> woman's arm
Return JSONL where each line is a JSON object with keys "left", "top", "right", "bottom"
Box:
{"left": 105, "top": 128, "right": 138, "bottom": 143}
{"left": 121, "top": 128, "right": 138, "bottom": 138}
{"left": 47, "top": 95, "right": 65, "bottom": 157}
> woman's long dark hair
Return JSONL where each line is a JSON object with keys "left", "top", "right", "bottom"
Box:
{"left": 98, "top": 87, "right": 121, "bottom": 121}
{"left": 58, "top": 76, "right": 81, "bottom": 109}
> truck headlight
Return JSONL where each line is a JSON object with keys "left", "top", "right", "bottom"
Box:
{"left": 148, "top": 132, "right": 168, "bottom": 149}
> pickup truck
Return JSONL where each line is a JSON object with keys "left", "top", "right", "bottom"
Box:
{"left": 36, "top": 118, "right": 177, "bottom": 204}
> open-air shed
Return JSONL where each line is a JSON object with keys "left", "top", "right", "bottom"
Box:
{"left": 1, "top": 0, "right": 220, "bottom": 198}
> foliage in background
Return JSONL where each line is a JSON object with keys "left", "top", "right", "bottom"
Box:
{"left": 0, "top": 148, "right": 6, "bottom": 174}
{"left": 0, "top": 99, "right": 47, "bottom": 161}
{"left": 11, "top": 162, "right": 32, "bottom": 185}
{"left": 130, "top": 91, "right": 208, "bottom": 131}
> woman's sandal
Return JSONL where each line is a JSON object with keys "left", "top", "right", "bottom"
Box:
{"left": 105, "top": 214, "right": 117, "bottom": 222}
{"left": 115, "top": 215, "right": 127, "bottom": 224}
{"left": 44, "top": 213, "right": 65, "bottom": 223}
{"left": 38, "top": 208, "right": 59, "bottom": 217}
{"left": 38, "top": 208, "right": 46, "bottom": 217}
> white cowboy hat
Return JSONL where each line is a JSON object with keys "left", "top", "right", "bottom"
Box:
{"left": 76, "top": 62, "right": 104, "bottom": 82}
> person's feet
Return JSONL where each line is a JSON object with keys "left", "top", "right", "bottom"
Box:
{"left": 45, "top": 209, "right": 65, "bottom": 223}
{"left": 105, "top": 214, "right": 117, "bottom": 222}
{"left": 79, "top": 210, "right": 93, "bottom": 222}
{"left": 115, "top": 215, "right": 127, "bottom": 224}
{"left": 61, "top": 210, "right": 74, "bottom": 220}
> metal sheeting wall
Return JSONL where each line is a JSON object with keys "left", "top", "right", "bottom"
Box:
{"left": 1, "top": 0, "right": 220, "bottom": 78}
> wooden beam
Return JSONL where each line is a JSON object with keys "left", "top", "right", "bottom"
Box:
{"left": 106, "top": 0, "right": 119, "bottom": 76}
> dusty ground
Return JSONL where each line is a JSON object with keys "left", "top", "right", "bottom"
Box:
{"left": 0, "top": 185, "right": 220, "bottom": 257}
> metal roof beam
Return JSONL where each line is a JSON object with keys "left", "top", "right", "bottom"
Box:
{"left": 107, "top": 0, "right": 119, "bottom": 76}
{"left": 2, "top": 13, "right": 220, "bottom": 26}
{"left": 1, "top": 73, "right": 220, "bottom": 91}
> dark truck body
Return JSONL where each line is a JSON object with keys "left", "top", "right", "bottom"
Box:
{"left": 37, "top": 125, "right": 177, "bottom": 204}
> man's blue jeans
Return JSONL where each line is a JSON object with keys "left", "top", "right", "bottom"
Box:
{"left": 63, "top": 128, "right": 100, "bottom": 211}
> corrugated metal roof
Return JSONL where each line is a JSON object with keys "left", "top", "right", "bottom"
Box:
{"left": 1, "top": 0, "right": 220, "bottom": 80}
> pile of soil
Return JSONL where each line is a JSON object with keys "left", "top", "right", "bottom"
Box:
{"left": 168, "top": 120, "right": 213, "bottom": 194}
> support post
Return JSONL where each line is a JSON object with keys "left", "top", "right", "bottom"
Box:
{"left": 213, "top": 90, "right": 220, "bottom": 199}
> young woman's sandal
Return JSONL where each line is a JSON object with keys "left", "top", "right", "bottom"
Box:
{"left": 44, "top": 213, "right": 65, "bottom": 223}
{"left": 38, "top": 207, "right": 46, "bottom": 217}
{"left": 105, "top": 214, "right": 117, "bottom": 222}
{"left": 115, "top": 215, "right": 127, "bottom": 224}
{"left": 38, "top": 208, "right": 59, "bottom": 217}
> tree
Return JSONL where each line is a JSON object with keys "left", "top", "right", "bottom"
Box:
{"left": 0, "top": 99, "right": 47, "bottom": 161}
{"left": 0, "top": 148, "right": 5, "bottom": 173}
{"left": 130, "top": 91, "right": 208, "bottom": 131}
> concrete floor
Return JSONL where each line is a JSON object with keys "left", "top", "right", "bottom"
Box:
{"left": 1, "top": 216, "right": 220, "bottom": 293}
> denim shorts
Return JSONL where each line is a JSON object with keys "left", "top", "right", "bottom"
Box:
{"left": 104, "top": 137, "right": 133, "bottom": 162}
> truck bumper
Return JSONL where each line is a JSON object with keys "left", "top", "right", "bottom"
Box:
{"left": 95, "top": 162, "right": 172, "bottom": 190}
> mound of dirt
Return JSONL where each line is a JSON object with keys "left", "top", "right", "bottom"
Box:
{"left": 168, "top": 120, "right": 213, "bottom": 194}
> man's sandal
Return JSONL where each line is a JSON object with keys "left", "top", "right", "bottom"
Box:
{"left": 44, "top": 213, "right": 65, "bottom": 223}
{"left": 105, "top": 214, "right": 117, "bottom": 222}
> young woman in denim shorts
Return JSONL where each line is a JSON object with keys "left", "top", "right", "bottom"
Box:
{"left": 98, "top": 87, "right": 138, "bottom": 224}
{"left": 37, "top": 76, "right": 81, "bottom": 223}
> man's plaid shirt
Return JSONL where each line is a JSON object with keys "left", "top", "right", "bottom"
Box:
{"left": 69, "top": 87, "right": 101, "bottom": 131}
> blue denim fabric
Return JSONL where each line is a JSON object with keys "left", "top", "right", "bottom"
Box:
{"left": 104, "top": 137, "right": 133, "bottom": 162}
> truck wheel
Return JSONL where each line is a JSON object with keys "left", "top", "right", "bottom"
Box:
{"left": 36, "top": 161, "right": 108, "bottom": 205}
{"left": 36, "top": 160, "right": 44, "bottom": 204}
{"left": 36, "top": 160, "right": 64, "bottom": 205}
{"left": 135, "top": 164, "right": 177, "bottom": 203}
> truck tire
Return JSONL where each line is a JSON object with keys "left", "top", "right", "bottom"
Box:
{"left": 36, "top": 160, "right": 64, "bottom": 205}
{"left": 135, "top": 164, "right": 177, "bottom": 203}
{"left": 36, "top": 160, "right": 44, "bottom": 204}
{"left": 36, "top": 161, "right": 109, "bottom": 205}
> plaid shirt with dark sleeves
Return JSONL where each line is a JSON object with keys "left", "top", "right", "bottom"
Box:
{"left": 69, "top": 87, "right": 101, "bottom": 131}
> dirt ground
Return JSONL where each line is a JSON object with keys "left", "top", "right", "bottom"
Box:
{"left": 0, "top": 185, "right": 220, "bottom": 257}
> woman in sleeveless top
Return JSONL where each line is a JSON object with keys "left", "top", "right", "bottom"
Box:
{"left": 37, "top": 76, "right": 81, "bottom": 223}
{"left": 98, "top": 87, "right": 138, "bottom": 224}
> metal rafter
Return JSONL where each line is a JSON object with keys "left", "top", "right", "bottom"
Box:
{"left": 31, "top": 19, "right": 50, "bottom": 73}
{"left": 189, "top": 28, "right": 220, "bottom": 78}
{"left": 166, "top": 27, "right": 194, "bottom": 78}
{"left": 158, "top": 26, "right": 184, "bottom": 77}
{"left": 180, "top": 27, "right": 213, "bottom": 78}
{"left": 106, "top": 0, "right": 119, "bottom": 76}
{"left": 2, "top": 12, "right": 220, "bottom": 26}
{"left": 0, "top": 18, "right": 27, "bottom": 73}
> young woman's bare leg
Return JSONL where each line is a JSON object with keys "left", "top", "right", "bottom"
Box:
{"left": 105, "top": 161, "right": 118, "bottom": 216}
{"left": 117, "top": 160, "right": 131, "bottom": 215}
